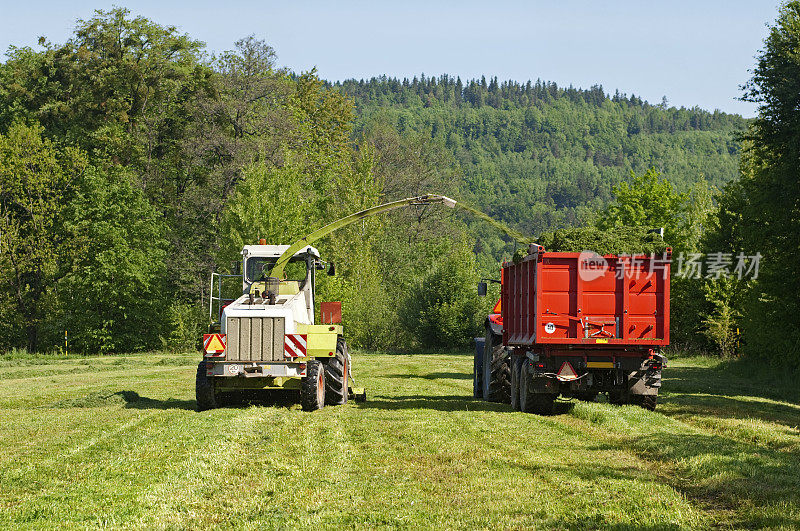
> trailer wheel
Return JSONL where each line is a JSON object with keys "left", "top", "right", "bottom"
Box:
{"left": 324, "top": 340, "right": 348, "bottom": 406}
{"left": 519, "top": 360, "right": 555, "bottom": 415}
{"left": 631, "top": 394, "right": 657, "bottom": 411}
{"left": 302, "top": 360, "right": 326, "bottom": 411}
{"left": 608, "top": 389, "right": 629, "bottom": 406}
{"left": 573, "top": 391, "right": 599, "bottom": 403}
{"left": 195, "top": 360, "right": 217, "bottom": 411}
{"left": 483, "top": 327, "right": 511, "bottom": 403}
{"left": 510, "top": 355, "right": 522, "bottom": 411}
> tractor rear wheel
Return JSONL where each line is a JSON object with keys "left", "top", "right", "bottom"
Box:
{"left": 195, "top": 360, "right": 217, "bottom": 411}
{"left": 473, "top": 340, "right": 484, "bottom": 398}
{"left": 302, "top": 360, "right": 326, "bottom": 411}
{"left": 483, "top": 327, "right": 511, "bottom": 403}
{"left": 324, "top": 340, "right": 349, "bottom": 406}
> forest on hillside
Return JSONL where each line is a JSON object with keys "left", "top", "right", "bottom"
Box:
{"left": 337, "top": 76, "right": 746, "bottom": 245}
{"left": 1, "top": 5, "right": 799, "bottom": 366}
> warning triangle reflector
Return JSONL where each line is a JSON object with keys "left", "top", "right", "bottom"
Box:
{"left": 557, "top": 361, "right": 578, "bottom": 381}
{"left": 492, "top": 299, "right": 501, "bottom": 314}
{"left": 204, "top": 334, "right": 226, "bottom": 354}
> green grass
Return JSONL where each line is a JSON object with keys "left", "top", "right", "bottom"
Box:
{"left": 0, "top": 352, "right": 798, "bottom": 529}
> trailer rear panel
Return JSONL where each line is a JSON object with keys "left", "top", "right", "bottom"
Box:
{"left": 502, "top": 247, "right": 670, "bottom": 347}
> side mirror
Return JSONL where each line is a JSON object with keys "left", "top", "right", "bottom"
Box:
{"left": 477, "top": 282, "right": 488, "bottom": 297}
{"left": 315, "top": 261, "right": 326, "bottom": 271}
{"left": 232, "top": 261, "right": 241, "bottom": 275}
{"left": 327, "top": 262, "right": 336, "bottom": 276}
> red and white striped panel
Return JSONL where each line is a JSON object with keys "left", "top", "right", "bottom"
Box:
{"left": 284, "top": 334, "right": 308, "bottom": 359}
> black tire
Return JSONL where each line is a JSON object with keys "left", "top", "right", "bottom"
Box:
{"left": 520, "top": 360, "right": 555, "bottom": 415}
{"left": 324, "top": 340, "right": 349, "bottom": 406}
{"left": 473, "top": 339, "right": 484, "bottom": 398}
{"left": 302, "top": 359, "right": 326, "bottom": 411}
{"left": 510, "top": 355, "right": 522, "bottom": 411}
{"left": 573, "top": 391, "right": 599, "bottom": 402}
{"left": 631, "top": 394, "right": 657, "bottom": 411}
{"left": 483, "top": 327, "right": 511, "bottom": 403}
{"left": 195, "top": 360, "right": 217, "bottom": 411}
{"left": 608, "top": 389, "right": 629, "bottom": 406}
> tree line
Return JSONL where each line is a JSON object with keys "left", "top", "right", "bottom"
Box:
{"left": 1, "top": 5, "right": 796, "bottom": 366}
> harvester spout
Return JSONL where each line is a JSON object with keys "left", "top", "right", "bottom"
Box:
{"left": 411, "top": 194, "right": 457, "bottom": 208}
{"left": 270, "top": 194, "right": 459, "bottom": 279}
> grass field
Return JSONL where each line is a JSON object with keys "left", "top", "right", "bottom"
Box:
{"left": 0, "top": 351, "right": 798, "bottom": 530}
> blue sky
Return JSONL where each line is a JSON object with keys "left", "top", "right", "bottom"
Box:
{"left": 0, "top": 1, "right": 780, "bottom": 117}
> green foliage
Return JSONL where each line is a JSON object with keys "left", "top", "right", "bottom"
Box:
{"left": 0, "top": 123, "right": 86, "bottom": 351}
{"left": 58, "top": 166, "right": 167, "bottom": 353}
{"left": 399, "top": 241, "right": 484, "bottom": 350}
{"left": 597, "top": 168, "right": 687, "bottom": 246}
{"left": 341, "top": 75, "right": 746, "bottom": 256}
{"left": 160, "top": 301, "right": 207, "bottom": 353}
{"left": 218, "top": 158, "right": 311, "bottom": 267}
{"left": 711, "top": 2, "right": 800, "bottom": 366}
{"left": 538, "top": 226, "right": 670, "bottom": 254}
{"left": 701, "top": 277, "right": 741, "bottom": 357}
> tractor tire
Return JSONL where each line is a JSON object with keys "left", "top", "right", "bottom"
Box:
{"left": 482, "top": 327, "right": 511, "bottom": 403}
{"left": 519, "top": 360, "right": 554, "bottom": 415}
{"left": 195, "top": 360, "right": 217, "bottom": 411}
{"left": 324, "top": 340, "right": 349, "bottom": 406}
{"left": 510, "top": 355, "right": 523, "bottom": 411}
{"left": 473, "top": 339, "right": 484, "bottom": 399}
{"left": 302, "top": 359, "right": 326, "bottom": 411}
{"left": 631, "top": 394, "right": 657, "bottom": 411}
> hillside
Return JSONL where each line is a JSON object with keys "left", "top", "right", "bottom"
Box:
{"left": 337, "top": 76, "right": 747, "bottom": 240}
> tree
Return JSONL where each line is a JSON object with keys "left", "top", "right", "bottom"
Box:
{"left": 597, "top": 168, "right": 687, "bottom": 244}
{"left": 0, "top": 123, "right": 86, "bottom": 351}
{"left": 58, "top": 166, "right": 167, "bottom": 353}
{"left": 716, "top": 2, "right": 800, "bottom": 364}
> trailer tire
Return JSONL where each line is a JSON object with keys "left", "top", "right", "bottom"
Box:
{"left": 608, "top": 389, "right": 629, "bottom": 406}
{"left": 631, "top": 394, "right": 657, "bottom": 411}
{"left": 302, "top": 360, "right": 326, "bottom": 411}
{"left": 519, "top": 360, "right": 555, "bottom": 415}
{"left": 511, "top": 355, "right": 523, "bottom": 411}
{"left": 195, "top": 360, "right": 217, "bottom": 411}
{"left": 483, "top": 327, "right": 511, "bottom": 403}
{"left": 573, "top": 391, "right": 599, "bottom": 402}
{"left": 324, "top": 341, "right": 349, "bottom": 406}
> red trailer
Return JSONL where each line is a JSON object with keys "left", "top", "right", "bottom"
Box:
{"left": 479, "top": 244, "right": 670, "bottom": 414}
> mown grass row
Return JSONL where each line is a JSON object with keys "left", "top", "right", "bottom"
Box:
{"left": 0, "top": 352, "right": 797, "bottom": 529}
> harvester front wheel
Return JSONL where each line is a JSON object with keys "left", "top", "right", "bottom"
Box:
{"left": 195, "top": 360, "right": 217, "bottom": 411}
{"left": 302, "top": 360, "right": 326, "bottom": 411}
{"left": 483, "top": 327, "right": 511, "bottom": 403}
{"left": 324, "top": 340, "right": 349, "bottom": 406}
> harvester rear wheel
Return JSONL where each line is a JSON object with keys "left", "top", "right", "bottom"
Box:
{"left": 519, "top": 361, "right": 554, "bottom": 415}
{"left": 302, "top": 360, "right": 326, "bottom": 411}
{"left": 195, "top": 360, "right": 217, "bottom": 411}
{"left": 483, "top": 327, "right": 511, "bottom": 403}
{"left": 324, "top": 340, "right": 349, "bottom": 406}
